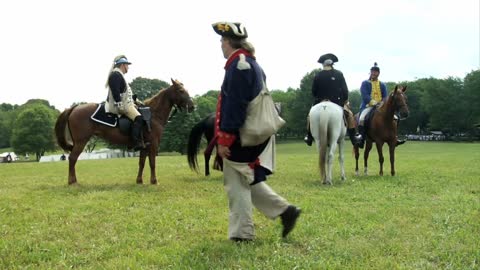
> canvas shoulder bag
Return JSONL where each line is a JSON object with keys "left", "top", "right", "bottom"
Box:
{"left": 239, "top": 81, "right": 286, "bottom": 146}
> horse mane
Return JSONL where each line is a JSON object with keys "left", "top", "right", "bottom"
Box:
{"left": 144, "top": 86, "right": 170, "bottom": 113}
{"left": 144, "top": 88, "right": 165, "bottom": 105}
{"left": 375, "top": 91, "right": 395, "bottom": 114}
{"left": 144, "top": 80, "right": 182, "bottom": 113}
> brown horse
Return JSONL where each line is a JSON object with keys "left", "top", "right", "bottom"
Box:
{"left": 55, "top": 79, "right": 194, "bottom": 185}
{"left": 354, "top": 85, "right": 409, "bottom": 176}
{"left": 186, "top": 113, "right": 223, "bottom": 176}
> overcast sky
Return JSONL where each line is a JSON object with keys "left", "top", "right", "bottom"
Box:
{"left": 1, "top": 0, "right": 478, "bottom": 110}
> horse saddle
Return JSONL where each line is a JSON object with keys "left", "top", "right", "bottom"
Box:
{"left": 90, "top": 103, "right": 152, "bottom": 135}
{"left": 364, "top": 106, "right": 378, "bottom": 128}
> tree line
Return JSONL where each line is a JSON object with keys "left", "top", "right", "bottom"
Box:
{"left": 1, "top": 68, "right": 479, "bottom": 159}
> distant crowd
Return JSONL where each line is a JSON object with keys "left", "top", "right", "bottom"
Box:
{"left": 406, "top": 134, "right": 446, "bottom": 141}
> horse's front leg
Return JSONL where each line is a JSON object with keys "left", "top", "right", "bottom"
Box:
{"left": 375, "top": 141, "right": 385, "bottom": 176}
{"left": 148, "top": 148, "right": 157, "bottom": 184}
{"left": 388, "top": 142, "right": 395, "bottom": 176}
{"left": 136, "top": 150, "right": 147, "bottom": 184}
{"left": 354, "top": 145, "right": 360, "bottom": 176}
{"left": 364, "top": 140, "right": 373, "bottom": 176}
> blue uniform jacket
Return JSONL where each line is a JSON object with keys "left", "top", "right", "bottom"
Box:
{"left": 359, "top": 80, "right": 388, "bottom": 111}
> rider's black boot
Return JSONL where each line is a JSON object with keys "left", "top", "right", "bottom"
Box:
{"left": 396, "top": 139, "right": 406, "bottom": 147}
{"left": 304, "top": 130, "right": 313, "bottom": 146}
{"left": 132, "top": 116, "right": 147, "bottom": 151}
{"left": 347, "top": 128, "right": 363, "bottom": 148}
{"left": 356, "top": 126, "right": 365, "bottom": 149}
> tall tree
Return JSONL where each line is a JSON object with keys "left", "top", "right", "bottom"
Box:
{"left": 348, "top": 90, "right": 361, "bottom": 115}
{"left": 271, "top": 88, "right": 296, "bottom": 138}
{"left": 0, "top": 106, "right": 16, "bottom": 148}
{"left": 11, "top": 104, "right": 57, "bottom": 160}
{"left": 0, "top": 115, "right": 10, "bottom": 148}
{"left": 397, "top": 80, "right": 429, "bottom": 134}
{"left": 193, "top": 90, "right": 219, "bottom": 118}
{"left": 463, "top": 69, "right": 480, "bottom": 126}
{"left": 286, "top": 69, "right": 318, "bottom": 138}
{"left": 420, "top": 77, "right": 466, "bottom": 134}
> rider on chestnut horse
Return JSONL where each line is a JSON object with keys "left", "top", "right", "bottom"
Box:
{"left": 357, "top": 62, "right": 405, "bottom": 148}
{"left": 105, "top": 55, "right": 147, "bottom": 151}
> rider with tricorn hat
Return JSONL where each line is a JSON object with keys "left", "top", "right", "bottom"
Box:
{"left": 304, "top": 53, "right": 363, "bottom": 147}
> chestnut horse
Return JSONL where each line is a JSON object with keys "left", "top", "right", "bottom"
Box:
{"left": 187, "top": 113, "right": 222, "bottom": 176}
{"left": 55, "top": 79, "right": 194, "bottom": 185}
{"left": 354, "top": 85, "right": 409, "bottom": 176}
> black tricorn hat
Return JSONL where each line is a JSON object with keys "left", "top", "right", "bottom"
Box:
{"left": 371, "top": 62, "right": 380, "bottom": 72}
{"left": 212, "top": 22, "right": 248, "bottom": 39}
{"left": 318, "top": 53, "right": 338, "bottom": 64}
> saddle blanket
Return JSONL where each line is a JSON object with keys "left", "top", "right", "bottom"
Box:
{"left": 90, "top": 103, "right": 117, "bottom": 127}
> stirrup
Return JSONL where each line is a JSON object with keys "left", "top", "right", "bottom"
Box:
{"left": 304, "top": 136, "right": 313, "bottom": 146}
{"left": 396, "top": 139, "right": 406, "bottom": 147}
{"left": 356, "top": 138, "right": 365, "bottom": 149}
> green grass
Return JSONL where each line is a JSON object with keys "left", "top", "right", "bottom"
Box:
{"left": 1, "top": 142, "right": 479, "bottom": 269}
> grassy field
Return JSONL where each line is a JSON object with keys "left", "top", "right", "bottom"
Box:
{"left": 0, "top": 141, "right": 479, "bottom": 269}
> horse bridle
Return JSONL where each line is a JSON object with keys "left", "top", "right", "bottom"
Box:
{"left": 391, "top": 92, "right": 408, "bottom": 120}
{"left": 168, "top": 97, "right": 194, "bottom": 122}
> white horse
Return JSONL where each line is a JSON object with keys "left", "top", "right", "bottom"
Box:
{"left": 309, "top": 101, "right": 347, "bottom": 185}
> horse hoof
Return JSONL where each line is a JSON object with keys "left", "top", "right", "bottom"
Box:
{"left": 150, "top": 180, "right": 158, "bottom": 185}
{"left": 136, "top": 180, "right": 143, "bottom": 184}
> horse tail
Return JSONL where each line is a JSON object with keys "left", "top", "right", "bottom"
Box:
{"left": 54, "top": 105, "right": 78, "bottom": 152}
{"left": 187, "top": 118, "right": 207, "bottom": 172}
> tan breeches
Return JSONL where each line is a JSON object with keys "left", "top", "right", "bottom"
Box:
{"left": 223, "top": 159, "right": 289, "bottom": 239}
{"left": 124, "top": 103, "right": 141, "bottom": 121}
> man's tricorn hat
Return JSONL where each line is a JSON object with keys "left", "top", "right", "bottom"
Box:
{"left": 212, "top": 22, "right": 248, "bottom": 39}
{"left": 370, "top": 62, "right": 380, "bottom": 72}
{"left": 318, "top": 53, "right": 338, "bottom": 65}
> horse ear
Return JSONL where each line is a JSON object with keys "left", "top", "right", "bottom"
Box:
{"left": 402, "top": 85, "right": 407, "bottom": 92}
{"left": 171, "top": 78, "right": 177, "bottom": 85}
{"left": 394, "top": 85, "right": 399, "bottom": 91}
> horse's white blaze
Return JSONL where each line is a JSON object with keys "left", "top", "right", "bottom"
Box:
{"left": 309, "top": 101, "right": 346, "bottom": 184}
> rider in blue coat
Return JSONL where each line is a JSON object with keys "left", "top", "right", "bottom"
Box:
{"left": 357, "top": 63, "right": 405, "bottom": 147}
